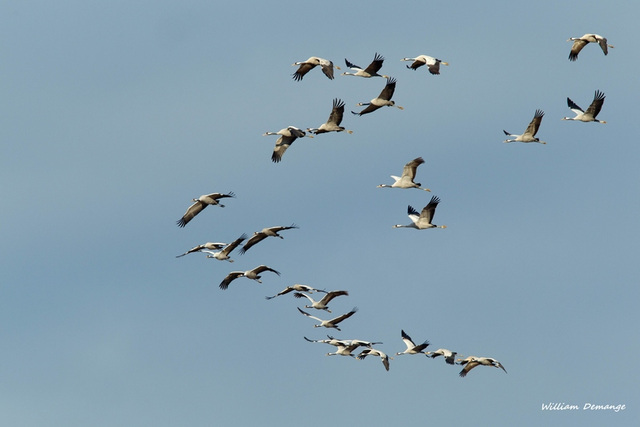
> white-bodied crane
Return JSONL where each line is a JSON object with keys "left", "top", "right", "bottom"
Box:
{"left": 342, "top": 53, "right": 388, "bottom": 78}
{"left": 503, "top": 109, "right": 546, "bottom": 144}
{"left": 292, "top": 56, "right": 340, "bottom": 81}
{"left": 293, "top": 290, "right": 349, "bottom": 313}
{"left": 201, "top": 234, "right": 247, "bottom": 262}
{"left": 263, "top": 126, "right": 313, "bottom": 163}
{"left": 393, "top": 195, "right": 446, "bottom": 230}
{"left": 352, "top": 77, "right": 403, "bottom": 116}
{"left": 176, "top": 192, "right": 235, "bottom": 227}
{"left": 401, "top": 55, "right": 449, "bottom": 75}
{"left": 218, "top": 265, "right": 280, "bottom": 290}
{"left": 562, "top": 90, "right": 607, "bottom": 123}
{"left": 297, "top": 307, "right": 358, "bottom": 331}
{"left": 377, "top": 157, "right": 430, "bottom": 191}
{"left": 568, "top": 34, "right": 613, "bottom": 61}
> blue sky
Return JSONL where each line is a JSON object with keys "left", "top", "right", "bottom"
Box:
{"left": 1, "top": 1, "right": 638, "bottom": 426}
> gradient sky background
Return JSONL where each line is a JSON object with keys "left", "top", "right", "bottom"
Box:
{"left": 2, "top": 1, "right": 638, "bottom": 426}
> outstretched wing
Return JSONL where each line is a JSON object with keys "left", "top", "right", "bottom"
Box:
{"left": 297, "top": 307, "right": 322, "bottom": 322}
{"left": 221, "top": 234, "right": 248, "bottom": 256}
{"left": 344, "top": 58, "right": 361, "bottom": 70}
{"left": 407, "top": 59, "right": 425, "bottom": 70}
{"left": 585, "top": 90, "right": 605, "bottom": 119}
{"left": 426, "top": 61, "right": 441, "bottom": 75}
{"left": 597, "top": 37, "right": 609, "bottom": 55}
{"left": 364, "top": 52, "right": 385, "bottom": 75}
{"left": 378, "top": 77, "right": 397, "bottom": 101}
{"left": 400, "top": 329, "right": 416, "bottom": 349}
{"left": 567, "top": 98, "right": 584, "bottom": 115}
{"left": 177, "top": 200, "right": 205, "bottom": 228}
{"left": 272, "top": 136, "right": 294, "bottom": 163}
{"left": 402, "top": 157, "right": 425, "bottom": 181}
{"left": 459, "top": 360, "right": 480, "bottom": 377}
{"left": 523, "top": 109, "right": 544, "bottom": 138}
{"left": 207, "top": 191, "right": 236, "bottom": 201}
{"left": 329, "top": 307, "right": 358, "bottom": 325}
{"left": 240, "top": 233, "right": 267, "bottom": 254}
{"left": 420, "top": 195, "right": 441, "bottom": 224}
{"left": 292, "top": 62, "right": 316, "bottom": 81}
{"left": 219, "top": 271, "right": 244, "bottom": 290}
{"left": 319, "top": 60, "right": 336, "bottom": 80}
{"left": 268, "top": 224, "right": 299, "bottom": 233}
{"left": 569, "top": 39, "right": 588, "bottom": 61}
{"left": 327, "top": 98, "right": 345, "bottom": 126}
{"left": 251, "top": 265, "right": 280, "bottom": 276}
{"left": 352, "top": 103, "right": 380, "bottom": 116}
{"left": 319, "top": 290, "right": 349, "bottom": 305}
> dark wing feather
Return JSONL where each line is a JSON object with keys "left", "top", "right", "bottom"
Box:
{"left": 344, "top": 58, "right": 361, "bottom": 69}
{"left": 327, "top": 99, "right": 345, "bottom": 125}
{"left": 319, "top": 290, "right": 349, "bottom": 304}
{"left": 210, "top": 191, "right": 236, "bottom": 200}
{"left": 597, "top": 37, "right": 609, "bottom": 55}
{"left": 252, "top": 265, "right": 280, "bottom": 275}
{"left": 569, "top": 39, "right": 588, "bottom": 61}
{"left": 177, "top": 200, "right": 205, "bottom": 227}
{"left": 459, "top": 361, "right": 479, "bottom": 377}
{"left": 364, "top": 52, "right": 385, "bottom": 74}
{"left": 381, "top": 353, "right": 390, "bottom": 371}
{"left": 567, "top": 98, "right": 584, "bottom": 113}
{"left": 427, "top": 63, "right": 440, "bottom": 75}
{"left": 276, "top": 223, "right": 299, "bottom": 232}
{"left": 292, "top": 63, "right": 316, "bottom": 81}
{"left": 331, "top": 307, "right": 358, "bottom": 324}
{"left": 288, "top": 127, "right": 306, "bottom": 138}
{"left": 585, "top": 90, "right": 605, "bottom": 118}
{"left": 240, "top": 233, "right": 267, "bottom": 254}
{"left": 271, "top": 136, "right": 294, "bottom": 163}
{"left": 400, "top": 329, "right": 415, "bottom": 345}
{"left": 524, "top": 109, "right": 544, "bottom": 137}
{"left": 414, "top": 341, "right": 430, "bottom": 352}
{"left": 352, "top": 103, "right": 380, "bottom": 116}
{"left": 222, "top": 234, "right": 247, "bottom": 256}
{"left": 219, "top": 271, "right": 244, "bottom": 290}
{"left": 402, "top": 157, "right": 425, "bottom": 181}
{"left": 420, "top": 195, "right": 441, "bottom": 223}
{"left": 378, "top": 77, "right": 397, "bottom": 101}
{"left": 320, "top": 62, "right": 335, "bottom": 80}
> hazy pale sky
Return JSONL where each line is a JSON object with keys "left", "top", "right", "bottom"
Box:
{"left": 1, "top": 1, "right": 638, "bottom": 426}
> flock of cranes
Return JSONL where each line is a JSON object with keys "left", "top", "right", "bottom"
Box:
{"left": 270, "top": 42, "right": 611, "bottom": 163}
{"left": 175, "top": 33, "right": 613, "bottom": 378}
